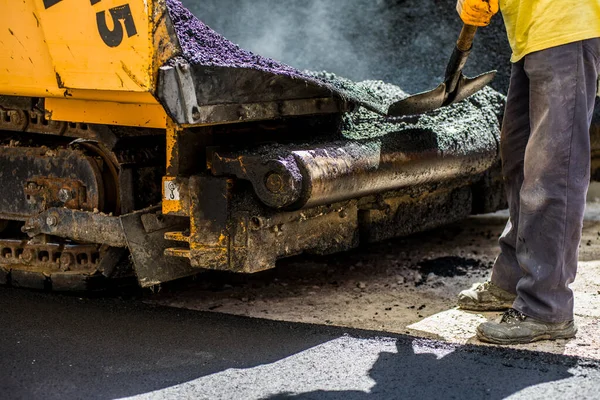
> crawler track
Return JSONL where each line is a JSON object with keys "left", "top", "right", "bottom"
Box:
{"left": 0, "top": 98, "right": 165, "bottom": 291}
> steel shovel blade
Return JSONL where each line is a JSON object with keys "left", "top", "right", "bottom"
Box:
{"left": 386, "top": 83, "right": 447, "bottom": 117}
{"left": 444, "top": 70, "right": 496, "bottom": 106}
{"left": 386, "top": 70, "right": 496, "bottom": 117}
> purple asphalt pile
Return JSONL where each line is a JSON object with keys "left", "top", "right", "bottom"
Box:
{"left": 166, "top": 0, "right": 305, "bottom": 77}
{"left": 165, "top": 0, "right": 386, "bottom": 114}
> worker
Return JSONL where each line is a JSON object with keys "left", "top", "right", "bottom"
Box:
{"left": 456, "top": 0, "right": 600, "bottom": 344}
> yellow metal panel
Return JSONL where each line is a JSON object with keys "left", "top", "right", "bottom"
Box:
{"left": 0, "top": 0, "right": 64, "bottom": 97}
{"left": 36, "top": 0, "right": 153, "bottom": 92}
{"left": 62, "top": 89, "right": 159, "bottom": 103}
{"left": 0, "top": 0, "right": 168, "bottom": 97}
{"left": 46, "top": 97, "right": 167, "bottom": 128}
{"left": 0, "top": 0, "right": 181, "bottom": 127}
{"left": 163, "top": 122, "right": 186, "bottom": 215}
{"left": 166, "top": 122, "right": 180, "bottom": 173}
{"left": 162, "top": 199, "right": 185, "bottom": 215}
{"left": 151, "top": 0, "right": 181, "bottom": 78}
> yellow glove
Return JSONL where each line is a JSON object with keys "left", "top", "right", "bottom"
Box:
{"left": 456, "top": 0, "right": 499, "bottom": 27}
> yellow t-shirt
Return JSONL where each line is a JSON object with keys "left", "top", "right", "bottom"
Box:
{"left": 500, "top": 0, "right": 600, "bottom": 62}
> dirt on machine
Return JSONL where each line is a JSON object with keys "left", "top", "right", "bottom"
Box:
{"left": 0, "top": 0, "right": 512, "bottom": 291}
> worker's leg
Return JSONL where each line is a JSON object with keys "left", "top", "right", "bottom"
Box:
{"left": 513, "top": 39, "right": 600, "bottom": 322}
{"left": 457, "top": 61, "right": 529, "bottom": 311}
{"left": 490, "top": 59, "right": 530, "bottom": 294}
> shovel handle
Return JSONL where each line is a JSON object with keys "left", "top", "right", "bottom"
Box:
{"left": 445, "top": 24, "right": 478, "bottom": 93}
{"left": 457, "top": 24, "right": 478, "bottom": 52}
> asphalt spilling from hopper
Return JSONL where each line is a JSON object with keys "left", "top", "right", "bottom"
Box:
{"left": 181, "top": 0, "right": 513, "bottom": 95}
{"left": 166, "top": 0, "right": 509, "bottom": 121}
{"left": 167, "top": 0, "right": 505, "bottom": 149}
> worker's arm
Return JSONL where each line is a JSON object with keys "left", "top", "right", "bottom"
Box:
{"left": 456, "top": 0, "right": 499, "bottom": 27}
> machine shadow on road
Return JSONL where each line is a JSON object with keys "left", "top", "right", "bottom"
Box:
{"left": 0, "top": 288, "right": 333, "bottom": 399}
{"left": 0, "top": 287, "right": 583, "bottom": 400}
{"left": 268, "top": 338, "right": 579, "bottom": 400}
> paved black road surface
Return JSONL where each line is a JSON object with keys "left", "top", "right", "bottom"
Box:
{"left": 1, "top": 288, "right": 598, "bottom": 399}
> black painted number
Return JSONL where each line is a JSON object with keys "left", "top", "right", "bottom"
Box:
{"left": 96, "top": 4, "right": 138, "bottom": 48}
{"left": 43, "top": 0, "right": 63, "bottom": 9}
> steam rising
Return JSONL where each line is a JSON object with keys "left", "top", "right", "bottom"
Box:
{"left": 181, "top": 0, "right": 511, "bottom": 94}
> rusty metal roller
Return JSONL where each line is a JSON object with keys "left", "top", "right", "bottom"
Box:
{"left": 211, "top": 129, "right": 498, "bottom": 210}
{"left": 210, "top": 151, "right": 304, "bottom": 208}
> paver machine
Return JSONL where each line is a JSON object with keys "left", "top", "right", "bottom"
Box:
{"left": 0, "top": 0, "right": 506, "bottom": 290}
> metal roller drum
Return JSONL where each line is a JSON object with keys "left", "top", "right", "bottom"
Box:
{"left": 211, "top": 128, "right": 498, "bottom": 210}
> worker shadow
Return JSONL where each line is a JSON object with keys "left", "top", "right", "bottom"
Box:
{"left": 267, "top": 338, "right": 578, "bottom": 400}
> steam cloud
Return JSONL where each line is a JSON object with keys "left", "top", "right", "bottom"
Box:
{"left": 181, "top": 0, "right": 511, "bottom": 94}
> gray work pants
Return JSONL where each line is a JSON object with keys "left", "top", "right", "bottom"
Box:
{"left": 490, "top": 38, "right": 600, "bottom": 323}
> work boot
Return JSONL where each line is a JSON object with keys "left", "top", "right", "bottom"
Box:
{"left": 457, "top": 281, "right": 516, "bottom": 311}
{"left": 477, "top": 309, "right": 577, "bottom": 345}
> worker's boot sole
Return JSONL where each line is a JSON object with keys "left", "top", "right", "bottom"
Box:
{"left": 459, "top": 302, "right": 515, "bottom": 312}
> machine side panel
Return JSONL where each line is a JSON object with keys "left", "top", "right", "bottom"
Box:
{"left": 0, "top": 0, "right": 62, "bottom": 97}
{"left": 45, "top": 96, "right": 167, "bottom": 128}
{"left": 37, "top": 0, "right": 152, "bottom": 92}
{"left": 0, "top": 0, "right": 164, "bottom": 96}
